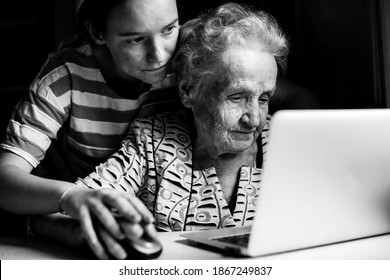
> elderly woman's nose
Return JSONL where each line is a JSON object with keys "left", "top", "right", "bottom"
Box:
{"left": 146, "top": 38, "right": 165, "bottom": 64}
{"left": 241, "top": 104, "right": 261, "bottom": 127}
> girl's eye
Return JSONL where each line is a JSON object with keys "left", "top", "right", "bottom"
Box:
{"left": 163, "top": 25, "right": 178, "bottom": 34}
{"left": 126, "top": 37, "right": 144, "bottom": 45}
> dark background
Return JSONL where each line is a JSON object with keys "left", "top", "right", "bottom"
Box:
{"left": 0, "top": 0, "right": 388, "bottom": 136}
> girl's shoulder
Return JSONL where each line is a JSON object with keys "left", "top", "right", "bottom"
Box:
{"left": 36, "top": 43, "right": 98, "bottom": 80}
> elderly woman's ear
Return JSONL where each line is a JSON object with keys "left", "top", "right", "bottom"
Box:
{"left": 178, "top": 78, "right": 192, "bottom": 108}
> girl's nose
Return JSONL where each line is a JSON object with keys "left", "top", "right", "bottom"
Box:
{"left": 147, "top": 38, "right": 165, "bottom": 64}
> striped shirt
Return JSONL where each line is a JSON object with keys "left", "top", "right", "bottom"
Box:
{"left": 1, "top": 44, "right": 180, "bottom": 177}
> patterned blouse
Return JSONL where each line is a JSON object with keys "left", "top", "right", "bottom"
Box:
{"left": 76, "top": 110, "right": 270, "bottom": 232}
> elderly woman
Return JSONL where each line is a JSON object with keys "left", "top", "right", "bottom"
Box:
{"left": 74, "top": 2, "right": 289, "bottom": 233}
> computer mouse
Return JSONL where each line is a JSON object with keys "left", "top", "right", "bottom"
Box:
{"left": 118, "top": 233, "right": 163, "bottom": 259}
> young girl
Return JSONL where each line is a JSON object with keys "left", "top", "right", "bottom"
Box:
{"left": 0, "top": 0, "right": 180, "bottom": 259}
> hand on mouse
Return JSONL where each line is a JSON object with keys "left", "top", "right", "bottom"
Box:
{"left": 93, "top": 218, "right": 159, "bottom": 259}
{"left": 59, "top": 187, "right": 155, "bottom": 259}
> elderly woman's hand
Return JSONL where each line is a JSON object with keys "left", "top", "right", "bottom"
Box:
{"left": 60, "top": 187, "right": 155, "bottom": 259}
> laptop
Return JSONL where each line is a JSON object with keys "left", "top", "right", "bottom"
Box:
{"left": 180, "top": 109, "right": 390, "bottom": 257}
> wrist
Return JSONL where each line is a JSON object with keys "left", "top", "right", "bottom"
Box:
{"left": 58, "top": 185, "right": 78, "bottom": 214}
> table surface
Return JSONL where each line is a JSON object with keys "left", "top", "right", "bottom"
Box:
{"left": 1, "top": 231, "right": 390, "bottom": 260}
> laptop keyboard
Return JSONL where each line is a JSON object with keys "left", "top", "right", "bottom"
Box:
{"left": 212, "top": 233, "right": 250, "bottom": 247}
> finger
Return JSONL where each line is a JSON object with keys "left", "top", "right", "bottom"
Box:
{"left": 79, "top": 205, "right": 109, "bottom": 260}
{"left": 102, "top": 192, "right": 144, "bottom": 223}
{"left": 118, "top": 218, "right": 144, "bottom": 240}
{"left": 88, "top": 198, "right": 125, "bottom": 240}
{"left": 143, "top": 222, "right": 158, "bottom": 239}
{"left": 97, "top": 224, "right": 127, "bottom": 260}
{"left": 125, "top": 194, "right": 155, "bottom": 223}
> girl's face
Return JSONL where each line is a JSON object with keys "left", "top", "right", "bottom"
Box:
{"left": 102, "top": 0, "right": 179, "bottom": 84}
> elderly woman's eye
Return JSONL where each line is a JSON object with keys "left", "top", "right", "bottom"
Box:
{"left": 259, "top": 95, "right": 270, "bottom": 105}
{"left": 228, "top": 94, "right": 243, "bottom": 102}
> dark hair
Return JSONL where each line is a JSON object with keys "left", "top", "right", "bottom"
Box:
{"left": 76, "top": 0, "right": 125, "bottom": 34}
{"left": 59, "top": 0, "right": 182, "bottom": 51}
{"left": 57, "top": 0, "right": 125, "bottom": 50}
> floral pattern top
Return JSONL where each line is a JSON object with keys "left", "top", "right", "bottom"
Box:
{"left": 76, "top": 110, "right": 270, "bottom": 232}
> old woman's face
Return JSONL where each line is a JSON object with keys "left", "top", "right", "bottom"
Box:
{"left": 192, "top": 42, "right": 277, "bottom": 156}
